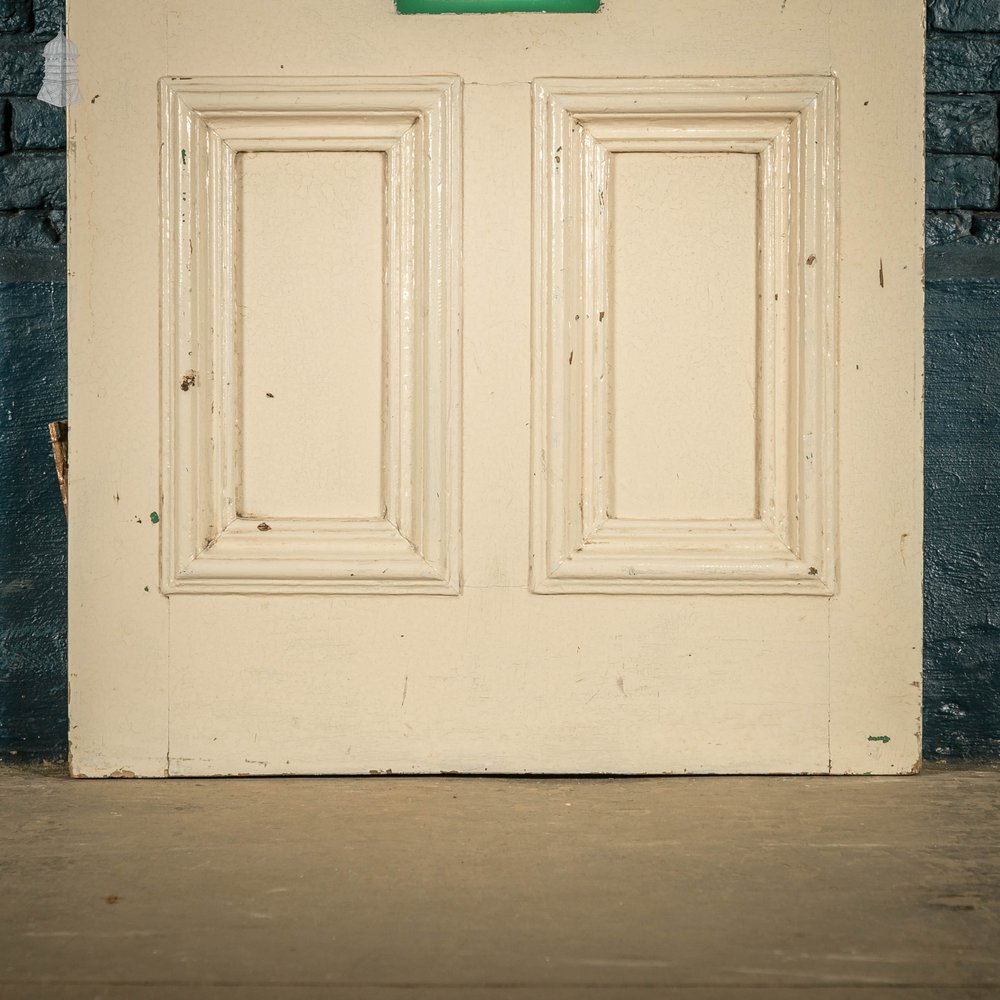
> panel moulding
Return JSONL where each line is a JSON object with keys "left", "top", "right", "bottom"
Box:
{"left": 530, "top": 77, "right": 838, "bottom": 595}
{"left": 160, "top": 77, "right": 462, "bottom": 594}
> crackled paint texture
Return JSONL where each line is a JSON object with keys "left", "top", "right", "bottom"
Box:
{"left": 0, "top": 282, "right": 67, "bottom": 760}
{"left": 1, "top": 0, "right": 67, "bottom": 761}
{"left": 923, "top": 0, "right": 1000, "bottom": 760}
{"left": 924, "top": 249, "right": 1000, "bottom": 759}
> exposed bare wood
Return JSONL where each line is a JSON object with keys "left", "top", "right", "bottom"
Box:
{"left": 47, "top": 419, "right": 68, "bottom": 518}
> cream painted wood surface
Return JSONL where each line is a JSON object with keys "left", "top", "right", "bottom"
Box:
{"left": 610, "top": 153, "right": 758, "bottom": 521}
{"left": 67, "top": 0, "right": 924, "bottom": 777}
{"left": 238, "top": 151, "right": 385, "bottom": 520}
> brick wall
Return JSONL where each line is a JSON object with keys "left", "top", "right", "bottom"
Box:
{"left": 924, "top": 0, "right": 1000, "bottom": 758}
{"left": 0, "top": 0, "right": 65, "bottom": 277}
{"left": 0, "top": 0, "right": 67, "bottom": 761}
{"left": 926, "top": 0, "right": 1000, "bottom": 243}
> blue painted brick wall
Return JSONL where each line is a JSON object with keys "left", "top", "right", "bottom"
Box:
{"left": 0, "top": 0, "right": 66, "bottom": 761}
{"left": 926, "top": 0, "right": 1000, "bottom": 242}
{"left": 0, "top": 283, "right": 66, "bottom": 761}
{"left": 924, "top": 0, "right": 1000, "bottom": 759}
{"left": 925, "top": 251, "right": 1000, "bottom": 758}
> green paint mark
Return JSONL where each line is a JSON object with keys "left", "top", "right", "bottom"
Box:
{"left": 181, "top": 149, "right": 187, "bottom": 165}
{"left": 144, "top": 586, "right": 150, "bottom": 592}
{"left": 150, "top": 511, "right": 159, "bottom": 524}
{"left": 397, "top": 0, "right": 600, "bottom": 12}
{"left": 867, "top": 735, "right": 891, "bottom": 743}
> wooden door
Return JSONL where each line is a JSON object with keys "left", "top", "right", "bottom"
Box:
{"left": 67, "top": 0, "right": 924, "bottom": 776}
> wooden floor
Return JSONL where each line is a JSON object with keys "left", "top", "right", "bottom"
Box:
{"left": 1, "top": 763, "right": 998, "bottom": 999}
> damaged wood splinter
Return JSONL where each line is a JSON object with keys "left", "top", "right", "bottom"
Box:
{"left": 48, "top": 419, "right": 68, "bottom": 518}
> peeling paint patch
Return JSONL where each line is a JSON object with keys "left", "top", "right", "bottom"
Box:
{"left": 149, "top": 511, "right": 159, "bottom": 524}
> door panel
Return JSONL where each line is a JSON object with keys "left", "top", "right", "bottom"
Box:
{"left": 237, "top": 149, "right": 385, "bottom": 521}
{"left": 165, "top": 593, "right": 832, "bottom": 775}
{"left": 530, "top": 77, "right": 836, "bottom": 595}
{"left": 159, "top": 76, "right": 462, "bottom": 595}
{"left": 68, "top": 0, "right": 924, "bottom": 776}
{"left": 609, "top": 151, "right": 758, "bottom": 522}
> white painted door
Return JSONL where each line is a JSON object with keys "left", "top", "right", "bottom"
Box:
{"left": 67, "top": 0, "right": 924, "bottom": 776}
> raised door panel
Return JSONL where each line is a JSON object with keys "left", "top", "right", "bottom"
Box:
{"left": 531, "top": 78, "right": 837, "bottom": 594}
{"left": 161, "top": 77, "right": 462, "bottom": 594}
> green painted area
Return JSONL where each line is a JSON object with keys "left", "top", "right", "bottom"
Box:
{"left": 150, "top": 511, "right": 159, "bottom": 524}
{"left": 181, "top": 149, "right": 187, "bottom": 165}
{"left": 867, "top": 736, "right": 891, "bottom": 744}
{"left": 396, "top": 0, "right": 600, "bottom": 13}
